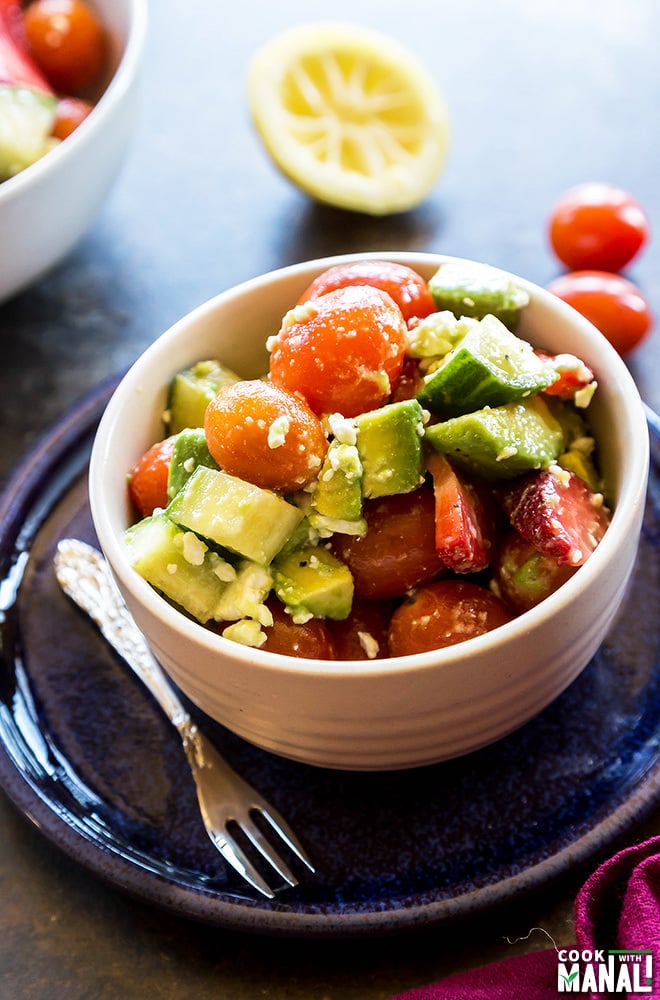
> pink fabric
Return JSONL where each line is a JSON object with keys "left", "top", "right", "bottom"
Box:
{"left": 390, "top": 836, "right": 660, "bottom": 999}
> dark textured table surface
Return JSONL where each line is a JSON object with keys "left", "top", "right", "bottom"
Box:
{"left": 1, "top": 1, "right": 659, "bottom": 997}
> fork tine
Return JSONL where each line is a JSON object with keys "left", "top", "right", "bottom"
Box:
{"left": 257, "top": 805, "right": 317, "bottom": 873}
{"left": 205, "top": 828, "right": 277, "bottom": 899}
{"left": 239, "top": 815, "right": 299, "bottom": 887}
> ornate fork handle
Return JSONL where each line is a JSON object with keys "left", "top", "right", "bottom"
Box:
{"left": 54, "top": 538, "right": 315, "bottom": 898}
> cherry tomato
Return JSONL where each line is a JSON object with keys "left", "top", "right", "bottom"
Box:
{"left": 269, "top": 285, "right": 407, "bottom": 417}
{"left": 260, "top": 599, "right": 336, "bottom": 659}
{"left": 548, "top": 182, "right": 649, "bottom": 272}
{"left": 492, "top": 529, "right": 577, "bottom": 614}
{"left": 23, "top": 0, "right": 107, "bottom": 95}
{"left": 332, "top": 488, "right": 445, "bottom": 599}
{"left": 204, "top": 379, "right": 328, "bottom": 493}
{"left": 328, "top": 598, "right": 393, "bottom": 660}
{"left": 546, "top": 270, "right": 652, "bottom": 355}
{"left": 51, "top": 96, "right": 93, "bottom": 139}
{"left": 388, "top": 580, "right": 513, "bottom": 656}
{"left": 297, "top": 260, "right": 436, "bottom": 323}
{"left": 128, "top": 435, "right": 176, "bottom": 518}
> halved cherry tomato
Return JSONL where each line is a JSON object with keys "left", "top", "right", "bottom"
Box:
{"left": 204, "top": 379, "right": 328, "bottom": 493}
{"left": 297, "top": 260, "right": 436, "bottom": 323}
{"left": 388, "top": 580, "right": 513, "bottom": 656}
{"left": 269, "top": 285, "right": 407, "bottom": 417}
{"left": 51, "top": 96, "right": 93, "bottom": 139}
{"left": 23, "top": 0, "right": 107, "bottom": 95}
{"left": 331, "top": 487, "right": 445, "bottom": 599}
{"left": 128, "top": 435, "right": 176, "bottom": 518}
{"left": 328, "top": 598, "right": 393, "bottom": 660}
{"left": 546, "top": 270, "right": 652, "bottom": 355}
{"left": 548, "top": 182, "right": 649, "bottom": 272}
{"left": 260, "top": 599, "right": 336, "bottom": 659}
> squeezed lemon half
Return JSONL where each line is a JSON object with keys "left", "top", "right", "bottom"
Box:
{"left": 248, "top": 23, "right": 449, "bottom": 215}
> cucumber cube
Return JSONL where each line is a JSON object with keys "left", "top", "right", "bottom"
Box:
{"left": 428, "top": 261, "right": 530, "bottom": 329}
{"left": 417, "top": 315, "right": 559, "bottom": 417}
{"left": 166, "top": 466, "right": 304, "bottom": 564}
{"left": 124, "top": 512, "right": 234, "bottom": 623}
{"left": 167, "top": 360, "right": 241, "bottom": 433}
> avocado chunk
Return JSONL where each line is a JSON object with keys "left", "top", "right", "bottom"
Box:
{"left": 310, "top": 440, "right": 366, "bottom": 536}
{"left": 123, "top": 511, "right": 236, "bottom": 623}
{"left": 405, "top": 310, "right": 479, "bottom": 360}
{"left": 417, "top": 315, "right": 559, "bottom": 417}
{"left": 355, "top": 398, "right": 426, "bottom": 498}
{"left": 166, "top": 466, "right": 304, "bottom": 564}
{"left": 425, "top": 396, "right": 565, "bottom": 480}
{"left": 167, "top": 359, "right": 241, "bottom": 433}
{"left": 273, "top": 545, "right": 354, "bottom": 621}
{"left": 167, "top": 428, "right": 219, "bottom": 500}
{"left": 428, "top": 261, "right": 530, "bottom": 329}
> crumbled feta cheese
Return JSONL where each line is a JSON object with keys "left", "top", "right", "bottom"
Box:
{"left": 166, "top": 563, "right": 178, "bottom": 575}
{"left": 182, "top": 531, "right": 207, "bottom": 566}
{"left": 267, "top": 415, "right": 290, "bottom": 449}
{"left": 549, "top": 463, "right": 572, "bottom": 488}
{"left": 496, "top": 446, "right": 518, "bottom": 461}
{"left": 279, "top": 301, "right": 318, "bottom": 332}
{"left": 357, "top": 631, "right": 379, "bottom": 659}
{"left": 183, "top": 457, "right": 195, "bottom": 473}
{"left": 326, "top": 412, "right": 357, "bottom": 445}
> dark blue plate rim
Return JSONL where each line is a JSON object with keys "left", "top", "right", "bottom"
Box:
{"left": 0, "top": 379, "right": 658, "bottom": 938}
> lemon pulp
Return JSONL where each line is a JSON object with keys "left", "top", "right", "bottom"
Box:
{"left": 248, "top": 23, "right": 449, "bottom": 215}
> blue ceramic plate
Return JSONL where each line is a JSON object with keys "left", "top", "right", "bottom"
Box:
{"left": 0, "top": 381, "right": 658, "bottom": 938}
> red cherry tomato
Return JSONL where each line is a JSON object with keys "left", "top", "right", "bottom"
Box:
{"left": 328, "top": 598, "right": 393, "bottom": 660}
{"left": 388, "top": 580, "right": 513, "bottom": 656}
{"left": 128, "top": 436, "right": 176, "bottom": 518}
{"left": 204, "top": 379, "right": 328, "bottom": 493}
{"left": 260, "top": 600, "right": 336, "bottom": 659}
{"left": 23, "top": 0, "right": 107, "bottom": 95}
{"left": 269, "top": 285, "right": 407, "bottom": 417}
{"left": 548, "top": 182, "right": 649, "bottom": 272}
{"left": 546, "top": 270, "right": 652, "bottom": 355}
{"left": 331, "top": 488, "right": 445, "bottom": 600}
{"left": 297, "top": 260, "right": 436, "bottom": 323}
{"left": 51, "top": 96, "right": 93, "bottom": 139}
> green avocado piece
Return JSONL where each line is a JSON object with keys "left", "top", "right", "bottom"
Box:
{"left": 425, "top": 396, "right": 565, "bottom": 480}
{"left": 416, "top": 315, "right": 559, "bottom": 417}
{"left": 123, "top": 511, "right": 235, "bottom": 623}
{"left": 166, "top": 466, "right": 304, "bottom": 564}
{"left": 355, "top": 398, "right": 426, "bottom": 498}
{"left": 428, "top": 261, "right": 530, "bottom": 329}
{"left": 167, "top": 428, "right": 219, "bottom": 500}
{"left": 166, "top": 360, "right": 241, "bottom": 433}
{"left": 310, "top": 440, "right": 365, "bottom": 535}
{"left": 273, "top": 545, "right": 354, "bottom": 621}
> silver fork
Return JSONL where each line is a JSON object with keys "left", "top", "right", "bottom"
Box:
{"left": 54, "top": 538, "right": 315, "bottom": 899}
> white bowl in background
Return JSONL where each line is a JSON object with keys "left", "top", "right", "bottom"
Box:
{"left": 89, "top": 252, "right": 650, "bottom": 770}
{"left": 0, "top": 0, "right": 147, "bottom": 303}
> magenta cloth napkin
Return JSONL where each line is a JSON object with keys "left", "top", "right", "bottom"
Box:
{"left": 390, "top": 835, "right": 660, "bottom": 999}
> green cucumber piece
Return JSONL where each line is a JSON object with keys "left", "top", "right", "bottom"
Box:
{"left": 166, "top": 466, "right": 304, "bottom": 564}
{"left": 416, "top": 315, "right": 559, "bottom": 417}
{"left": 425, "top": 396, "right": 565, "bottom": 480}
{"left": 354, "top": 398, "right": 426, "bottom": 498}
{"left": 166, "top": 360, "right": 241, "bottom": 433}
{"left": 428, "top": 261, "right": 530, "bottom": 329}
{"left": 123, "top": 512, "right": 235, "bottom": 623}
{"left": 0, "top": 85, "right": 59, "bottom": 181}
{"left": 273, "top": 545, "right": 354, "bottom": 621}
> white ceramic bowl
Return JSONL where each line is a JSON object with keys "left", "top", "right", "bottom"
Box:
{"left": 89, "top": 252, "right": 650, "bottom": 771}
{"left": 0, "top": 0, "right": 147, "bottom": 303}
